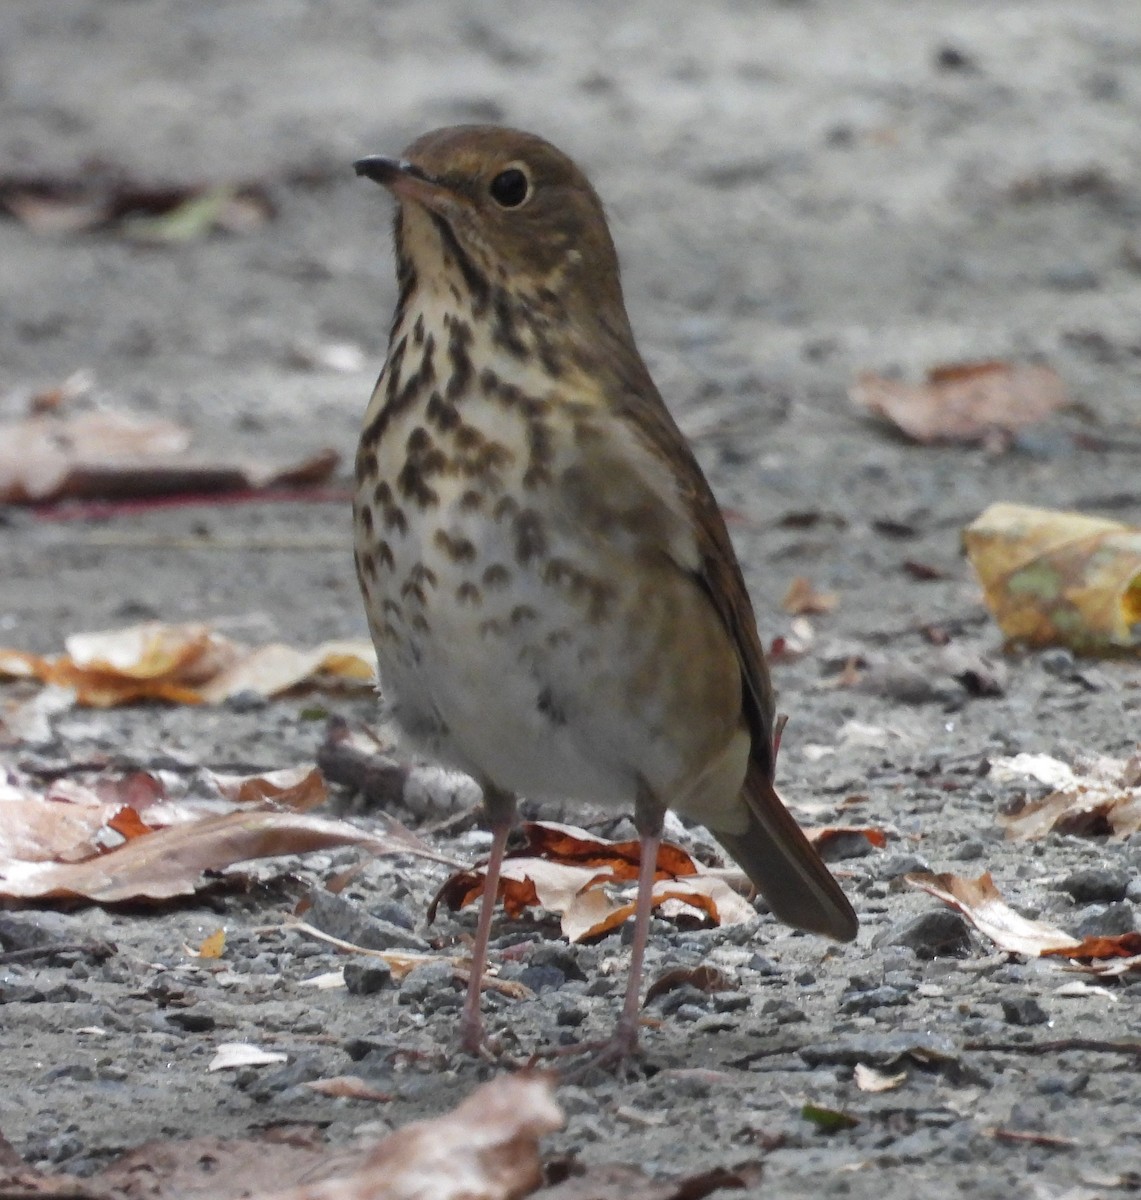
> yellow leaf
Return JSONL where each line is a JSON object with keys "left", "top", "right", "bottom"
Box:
{"left": 963, "top": 502, "right": 1141, "bottom": 652}
{"left": 197, "top": 928, "right": 226, "bottom": 959}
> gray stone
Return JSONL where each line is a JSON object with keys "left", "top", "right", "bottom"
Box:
{"left": 873, "top": 909, "right": 973, "bottom": 958}
{"left": 1061, "top": 868, "right": 1130, "bottom": 904}
{"left": 306, "top": 890, "right": 430, "bottom": 952}
{"left": 1001, "top": 996, "right": 1049, "bottom": 1026}
{"left": 343, "top": 959, "right": 394, "bottom": 995}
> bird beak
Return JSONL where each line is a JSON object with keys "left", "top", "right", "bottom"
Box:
{"left": 353, "top": 155, "right": 453, "bottom": 211}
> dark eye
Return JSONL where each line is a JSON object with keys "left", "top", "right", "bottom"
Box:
{"left": 489, "top": 167, "right": 530, "bottom": 208}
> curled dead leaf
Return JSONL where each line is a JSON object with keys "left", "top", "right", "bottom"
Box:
{"left": 781, "top": 576, "right": 838, "bottom": 616}
{"left": 964, "top": 502, "right": 1141, "bottom": 653}
{"left": 906, "top": 870, "right": 1079, "bottom": 956}
{"left": 852, "top": 360, "right": 1067, "bottom": 446}
{"left": 0, "top": 622, "right": 376, "bottom": 708}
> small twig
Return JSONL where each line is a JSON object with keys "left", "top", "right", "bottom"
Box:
{"left": 965, "top": 1037, "right": 1141, "bottom": 1058}
{"left": 0, "top": 941, "right": 116, "bottom": 967}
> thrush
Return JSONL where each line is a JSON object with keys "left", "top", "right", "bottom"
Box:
{"left": 352, "top": 125, "right": 857, "bottom": 1061}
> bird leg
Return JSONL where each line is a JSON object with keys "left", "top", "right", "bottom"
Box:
{"left": 458, "top": 783, "right": 516, "bottom": 1057}
{"left": 582, "top": 783, "right": 666, "bottom": 1067}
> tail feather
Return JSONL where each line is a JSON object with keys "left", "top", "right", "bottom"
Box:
{"left": 713, "top": 762, "right": 858, "bottom": 942}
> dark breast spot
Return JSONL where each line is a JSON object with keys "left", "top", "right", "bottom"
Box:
{"left": 537, "top": 686, "right": 567, "bottom": 726}
{"left": 482, "top": 563, "right": 511, "bottom": 589}
{"left": 456, "top": 581, "right": 482, "bottom": 606}
{"left": 433, "top": 529, "right": 477, "bottom": 563}
{"left": 513, "top": 510, "right": 548, "bottom": 565}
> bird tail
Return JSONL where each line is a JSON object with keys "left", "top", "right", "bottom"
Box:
{"left": 713, "top": 761, "right": 858, "bottom": 942}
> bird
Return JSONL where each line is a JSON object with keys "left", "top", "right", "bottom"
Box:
{"left": 351, "top": 125, "right": 857, "bottom": 1062}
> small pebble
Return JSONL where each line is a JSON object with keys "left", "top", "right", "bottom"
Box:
{"left": 1074, "top": 901, "right": 1136, "bottom": 938}
{"left": 343, "top": 960, "right": 394, "bottom": 995}
{"left": 1001, "top": 996, "right": 1049, "bottom": 1026}
{"left": 874, "top": 910, "right": 972, "bottom": 959}
{"left": 1060, "top": 868, "right": 1130, "bottom": 904}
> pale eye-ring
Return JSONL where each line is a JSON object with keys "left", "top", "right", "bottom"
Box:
{"left": 489, "top": 165, "right": 531, "bottom": 209}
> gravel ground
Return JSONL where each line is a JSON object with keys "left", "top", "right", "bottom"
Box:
{"left": 2, "top": 3, "right": 1141, "bottom": 1197}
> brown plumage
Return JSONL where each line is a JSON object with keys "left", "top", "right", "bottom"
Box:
{"left": 352, "top": 125, "right": 856, "bottom": 1061}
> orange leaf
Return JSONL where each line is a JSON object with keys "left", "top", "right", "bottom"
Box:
{"left": 781, "top": 576, "right": 838, "bottom": 616}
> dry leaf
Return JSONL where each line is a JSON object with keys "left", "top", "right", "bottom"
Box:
{"left": 853, "top": 1063, "right": 907, "bottom": 1093}
{"left": 0, "top": 622, "right": 376, "bottom": 708}
{"left": 1, "top": 1127, "right": 334, "bottom": 1200}
{"left": 906, "top": 871, "right": 1080, "bottom": 956}
{"left": 781, "top": 576, "right": 838, "bottom": 616}
{"left": 994, "top": 752, "right": 1141, "bottom": 840}
{"left": 207, "top": 765, "right": 330, "bottom": 811}
{"left": 644, "top": 964, "right": 733, "bottom": 1005}
{"left": 909, "top": 870, "right": 1141, "bottom": 979}
{"left": 963, "top": 502, "right": 1141, "bottom": 652}
{"left": 0, "top": 1073, "right": 559, "bottom": 1200}
{"left": 303, "top": 1076, "right": 392, "bottom": 1103}
{"left": 0, "top": 411, "right": 189, "bottom": 503}
{"left": 0, "top": 173, "right": 275, "bottom": 238}
{"left": 0, "top": 411, "right": 336, "bottom": 504}
{"left": 251, "top": 1072, "right": 562, "bottom": 1200}
{"left": 196, "top": 928, "right": 227, "bottom": 959}
{"left": 431, "top": 822, "right": 749, "bottom": 943}
{"left": 805, "top": 826, "right": 888, "bottom": 851}
{"left": 209, "top": 1042, "right": 289, "bottom": 1071}
{"left": 0, "top": 807, "right": 428, "bottom": 903}
{"left": 197, "top": 641, "right": 376, "bottom": 704}
{"left": 851, "top": 360, "right": 1067, "bottom": 445}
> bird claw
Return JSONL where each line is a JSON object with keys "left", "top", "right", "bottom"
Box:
{"left": 528, "top": 1019, "right": 648, "bottom": 1082}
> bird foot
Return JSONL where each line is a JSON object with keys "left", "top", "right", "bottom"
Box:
{"left": 530, "top": 1018, "right": 647, "bottom": 1082}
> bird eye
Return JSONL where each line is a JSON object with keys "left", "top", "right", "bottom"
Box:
{"left": 489, "top": 167, "right": 531, "bottom": 209}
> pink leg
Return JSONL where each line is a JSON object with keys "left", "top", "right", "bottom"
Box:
{"left": 610, "top": 828, "right": 661, "bottom": 1057}
{"left": 459, "top": 786, "right": 515, "bottom": 1055}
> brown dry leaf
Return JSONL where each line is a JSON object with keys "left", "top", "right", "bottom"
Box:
{"left": 206, "top": 765, "right": 330, "bottom": 811}
{"left": 644, "top": 964, "right": 733, "bottom": 1005}
{"left": 907, "top": 871, "right": 1080, "bottom": 955}
{"left": 1042, "top": 933, "right": 1141, "bottom": 963}
{"left": 0, "top": 411, "right": 336, "bottom": 504}
{"left": 520, "top": 821, "right": 698, "bottom": 880}
{"left": 432, "top": 822, "right": 748, "bottom": 943}
{"left": 994, "top": 752, "right": 1141, "bottom": 840}
{"left": 851, "top": 360, "right": 1067, "bottom": 445}
{"left": 781, "top": 575, "right": 838, "bottom": 616}
{"left": 0, "top": 1127, "right": 334, "bottom": 1200}
{"left": 963, "top": 503, "right": 1141, "bottom": 653}
{"left": 0, "top": 1074, "right": 558, "bottom": 1200}
{"left": 0, "top": 411, "right": 189, "bottom": 503}
{"left": 0, "top": 809, "right": 424, "bottom": 903}
{"left": 303, "top": 1076, "right": 392, "bottom": 1103}
{"left": 0, "top": 173, "right": 275, "bottom": 238}
{"left": 0, "top": 622, "right": 376, "bottom": 707}
{"left": 806, "top": 825, "right": 888, "bottom": 851}
{"left": 251, "top": 1071, "right": 562, "bottom": 1200}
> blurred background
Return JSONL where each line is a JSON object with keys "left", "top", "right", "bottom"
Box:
{"left": 1, "top": 0, "right": 1139, "bottom": 647}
